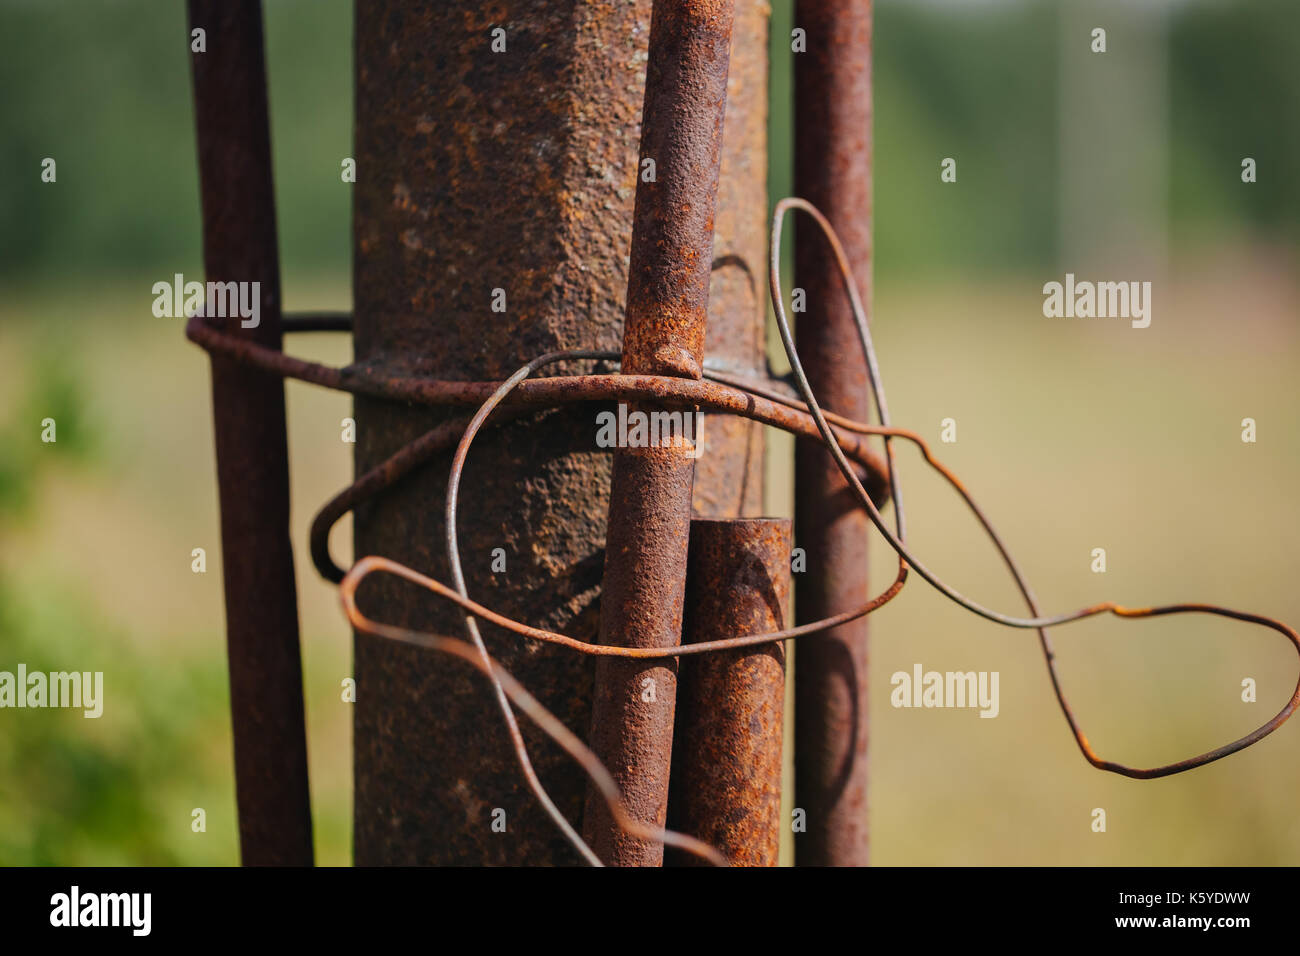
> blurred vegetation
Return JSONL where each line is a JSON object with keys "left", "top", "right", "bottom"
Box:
{"left": 1, "top": 0, "right": 1296, "bottom": 287}
{"left": 0, "top": 352, "right": 92, "bottom": 518}
{"left": 0, "top": 575, "right": 236, "bottom": 865}
{"left": 775, "top": 0, "right": 1300, "bottom": 277}
{"left": 0, "top": 346, "right": 234, "bottom": 865}
{"left": 1168, "top": 0, "right": 1300, "bottom": 241}
{"left": 0, "top": 0, "right": 352, "bottom": 286}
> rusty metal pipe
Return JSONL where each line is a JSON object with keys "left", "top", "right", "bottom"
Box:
{"left": 692, "top": 0, "right": 769, "bottom": 520}
{"left": 581, "top": 0, "right": 737, "bottom": 866}
{"left": 187, "top": 0, "right": 314, "bottom": 865}
{"left": 351, "top": 1, "right": 655, "bottom": 865}
{"left": 667, "top": 518, "right": 790, "bottom": 867}
{"left": 792, "top": 0, "right": 875, "bottom": 866}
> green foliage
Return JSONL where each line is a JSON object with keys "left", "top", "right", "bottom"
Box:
{"left": 0, "top": 574, "right": 236, "bottom": 865}
{"left": 0, "top": 0, "right": 352, "bottom": 284}
{"left": 772, "top": 0, "right": 1300, "bottom": 276}
{"left": 873, "top": 0, "right": 1061, "bottom": 276}
{"left": 1, "top": 0, "right": 1296, "bottom": 283}
{"left": 1169, "top": 0, "right": 1300, "bottom": 240}
{"left": 0, "top": 330, "right": 236, "bottom": 865}
{"left": 0, "top": 346, "right": 95, "bottom": 521}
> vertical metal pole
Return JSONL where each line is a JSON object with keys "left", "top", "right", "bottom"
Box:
{"left": 188, "top": 0, "right": 314, "bottom": 865}
{"left": 792, "top": 0, "right": 874, "bottom": 866}
{"left": 692, "top": 0, "right": 770, "bottom": 520}
{"left": 352, "top": 2, "right": 653, "bottom": 865}
{"left": 581, "top": 0, "right": 737, "bottom": 867}
{"left": 667, "top": 518, "right": 790, "bottom": 867}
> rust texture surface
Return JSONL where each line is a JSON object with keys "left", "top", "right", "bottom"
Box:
{"left": 353, "top": 0, "right": 767, "bottom": 865}
{"left": 581, "top": 0, "right": 738, "bottom": 866}
{"left": 668, "top": 518, "right": 790, "bottom": 867}
{"left": 188, "top": 0, "right": 314, "bottom": 865}
{"left": 694, "top": 0, "right": 769, "bottom": 519}
{"left": 793, "top": 0, "right": 875, "bottom": 866}
{"left": 352, "top": 1, "right": 652, "bottom": 866}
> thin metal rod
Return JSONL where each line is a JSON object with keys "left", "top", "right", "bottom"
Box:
{"left": 792, "top": 0, "right": 876, "bottom": 867}
{"left": 281, "top": 312, "right": 351, "bottom": 333}
{"left": 667, "top": 518, "right": 791, "bottom": 866}
{"left": 582, "top": 0, "right": 739, "bottom": 866}
{"left": 188, "top": 0, "right": 313, "bottom": 866}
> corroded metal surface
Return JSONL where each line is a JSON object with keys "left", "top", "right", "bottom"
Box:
{"left": 793, "top": 0, "right": 875, "bottom": 866}
{"left": 668, "top": 518, "right": 790, "bottom": 867}
{"left": 581, "top": 0, "right": 738, "bottom": 867}
{"left": 694, "top": 0, "right": 769, "bottom": 519}
{"left": 616, "top": 0, "right": 738, "bottom": 380}
{"left": 352, "top": 1, "right": 652, "bottom": 866}
{"left": 188, "top": 0, "right": 313, "bottom": 865}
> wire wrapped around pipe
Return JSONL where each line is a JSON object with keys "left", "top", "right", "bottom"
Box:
{"left": 189, "top": 199, "right": 1300, "bottom": 866}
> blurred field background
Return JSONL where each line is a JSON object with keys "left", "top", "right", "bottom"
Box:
{"left": 1, "top": 0, "right": 1297, "bottom": 865}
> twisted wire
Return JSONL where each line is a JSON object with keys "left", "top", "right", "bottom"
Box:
{"left": 189, "top": 199, "right": 1300, "bottom": 865}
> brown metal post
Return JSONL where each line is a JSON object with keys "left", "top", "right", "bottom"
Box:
{"left": 792, "top": 0, "right": 874, "bottom": 866}
{"left": 188, "top": 0, "right": 314, "bottom": 865}
{"left": 693, "top": 1, "right": 769, "bottom": 520}
{"left": 667, "top": 518, "right": 790, "bottom": 867}
{"left": 352, "top": 2, "right": 651, "bottom": 865}
{"left": 581, "top": 0, "right": 738, "bottom": 866}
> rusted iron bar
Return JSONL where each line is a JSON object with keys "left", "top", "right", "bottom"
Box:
{"left": 351, "top": 2, "right": 653, "bottom": 865}
{"left": 793, "top": 0, "right": 875, "bottom": 866}
{"left": 667, "top": 518, "right": 790, "bottom": 866}
{"left": 658, "top": 31, "right": 771, "bottom": 891}
{"left": 693, "top": 1, "right": 769, "bottom": 519}
{"left": 187, "top": 0, "right": 313, "bottom": 865}
{"left": 581, "top": 0, "right": 738, "bottom": 866}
